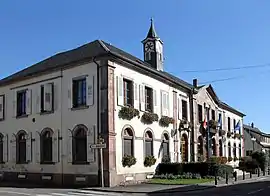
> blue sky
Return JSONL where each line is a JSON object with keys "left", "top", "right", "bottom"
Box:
{"left": 1, "top": 0, "right": 270, "bottom": 132}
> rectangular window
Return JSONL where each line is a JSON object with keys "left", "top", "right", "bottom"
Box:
{"left": 17, "top": 90, "right": 27, "bottom": 117}
{"left": 198, "top": 104, "right": 202, "bottom": 122}
{"left": 233, "top": 119, "right": 236, "bottom": 129}
{"left": 123, "top": 79, "right": 133, "bottom": 107}
{"left": 211, "top": 109, "right": 215, "bottom": 120}
{"left": 228, "top": 117, "right": 231, "bottom": 132}
{"left": 145, "top": 86, "right": 153, "bottom": 112}
{"left": 182, "top": 100, "right": 188, "bottom": 119}
{"left": 72, "top": 78, "right": 87, "bottom": 108}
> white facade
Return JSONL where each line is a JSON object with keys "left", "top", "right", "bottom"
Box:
{"left": 0, "top": 62, "right": 98, "bottom": 180}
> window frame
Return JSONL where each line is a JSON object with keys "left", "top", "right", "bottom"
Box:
{"left": 16, "top": 90, "right": 27, "bottom": 117}
{"left": 40, "top": 128, "right": 53, "bottom": 164}
{"left": 144, "top": 86, "right": 153, "bottom": 112}
{"left": 72, "top": 77, "right": 87, "bottom": 109}
{"left": 16, "top": 131, "right": 27, "bottom": 164}
{"left": 123, "top": 78, "right": 134, "bottom": 107}
{"left": 0, "top": 134, "right": 3, "bottom": 163}
{"left": 198, "top": 104, "right": 202, "bottom": 122}
{"left": 144, "top": 130, "right": 153, "bottom": 157}
{"left": 40, "top": 84, "right": 54, "bottom": 114}
{"left": 182, "top": 100, "right": 188, "bottom": 120}
{"left": 72, "top": 125, "right": 88, "bottom": 164}
{"left": 0, "top": 95, "right": 5, "bottom": 121}
{"left": 122, "top": 128, "right": 134, "bottom": 157}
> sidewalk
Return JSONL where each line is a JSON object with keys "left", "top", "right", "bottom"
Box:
{"left": 78, "top": 174, "right": 270, "bottom": 194}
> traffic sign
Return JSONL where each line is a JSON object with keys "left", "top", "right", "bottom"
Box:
{"left": 90, "top": 143, "right": 106, "bottom": 149}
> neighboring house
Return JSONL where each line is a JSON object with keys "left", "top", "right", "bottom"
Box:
{"left": 0, "top": 20, "right": 245, "bottom": 187}
{"left": 243, "top": 123, "right": 270, "bottom": 156}
{"left": 192, "top": 83, "right": 245, "bottom": 165}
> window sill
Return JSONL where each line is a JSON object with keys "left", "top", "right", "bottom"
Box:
{"left": 40, "top": 161, "right": 55, "bottom": 165}
{"left": 40, "top": 111, "right": 54, "bottom": 115}
{"left": 16, "top": 114, "right": 28, "bottom": 119}
{"left": 71, "top": 105, "right": 89, "bottom": 111}
{"left": 72, "top": 161, "right": 89, "bottom": 165}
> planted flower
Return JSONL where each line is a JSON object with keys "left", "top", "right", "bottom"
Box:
{"left": 159, "top": 116, "right": 174, "bottom": 127}
{"left": 118, "top": 106, "right": 140, "bottom": 120}
{"left": 180, "top": 118, "right": 191, "bottom": 130}
{"left": 144, "top": 155, "right": 156, "bottom": 167}
{"left": 141, "top": 112, "right": 159, "bottom": 124}
{"left": 234, "top": 133, "right": 241, "bottom": 139}
{"left": 208, "top": 120, "right": 218, "bottom": 129}
{"left": 122, "top": 154, "right": 137, "bottom": 167}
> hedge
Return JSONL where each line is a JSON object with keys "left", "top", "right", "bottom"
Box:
{"left": 156, "top": 162, "right": 233, "bottom": 178}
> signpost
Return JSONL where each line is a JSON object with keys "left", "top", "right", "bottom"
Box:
{"left": 90, "top": 137, "right": 106, "bottom": 187}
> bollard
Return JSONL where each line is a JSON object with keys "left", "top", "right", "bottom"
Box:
{"left": 215, "top": 173, "right": 217, "bottom": 185}
{"left": 268, "top": 168, "right": 270, "bottom": 175}
{"left": 263, "top": 170, "right": 266, "bottom": 176}
{"left": 226, "top": 172, "right": 229, "bottom": 184}
{"left": 250, "top": 172, "right": 252, "bottom": 178}
{"left": 234, "top": 171, "right": 237, "bottom": 181}
{"left": 243, "top": 171, "right": 245, "bottom": 180}
{"left": 258, "top": 169, "right": 260, "bottom": 177}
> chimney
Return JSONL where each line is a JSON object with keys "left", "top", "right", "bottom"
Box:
{"left": 251, "top": 122, "right": 254, "bottom": 128}
{"left": 193, "top": 79, "right": 198, "bottom": 88}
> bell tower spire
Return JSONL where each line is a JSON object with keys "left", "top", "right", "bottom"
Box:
{"left": 142, "top": 18, "right": 164, "bottom": 71}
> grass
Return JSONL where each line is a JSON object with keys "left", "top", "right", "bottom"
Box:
{"left": 148, "top": 178, "right": 214, "bottom": 185}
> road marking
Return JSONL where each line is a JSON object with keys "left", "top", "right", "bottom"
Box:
{"left": 0, "top": 190, "right": 32, "bottom": 195}
{"left": 248, "top": 188, "right": 264, "bottom": 194}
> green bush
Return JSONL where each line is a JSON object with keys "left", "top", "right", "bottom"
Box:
{"left": 238, "top": 156, "right": 259, "bottom": 172}
{"left": 122, "top": 155, "right": 136, "bottom": 167}
{"left": 251, "top": 151, "right": 266, "bottom": 171}
{"left": 144, "top": 155, "right": 156, "bottom": 167}
{"left": 156, "top": 162, "right": 233, "bottom": 178}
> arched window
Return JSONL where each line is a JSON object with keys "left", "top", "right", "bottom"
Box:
{"left": 228, "top": 142, "right": 231, "bottom": 157}
{"left": 73, "top": 126, "right": 87, "bottom": 163}
{"left": 41, "top": 129, "right": 53, "bottom": 163}
{"left": 239, "top": 144, "right": 241, "bottom": 158}
{"left": 144, "top": 131, "right": 153, "bottom": 156}
{"left": 123, "top": 128, "right": 134, "bottom": 156}
{"left": 181, "top": 134, "right": 188, "bottom": 162}
{"left": 197, "top": 136, "right": 204, "bottom": 161}
{"left": 162, "top": 133, "right": 169, "bottom": 158}
{"left": 233, "top": 143, "right": 237, "bottom": 158}
{"left": 0, "top": 134, "right": 3, "bottom": 163}
{"left": 17, "top": 131, "right": 27, "bottom": 164}
{"left": 219, "top": 139, "right": 223, "bottom": 157}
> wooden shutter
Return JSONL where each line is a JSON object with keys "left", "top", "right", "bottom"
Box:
{"left": 3, "top": 134, "right": 8, "bottom": 162}
{"left": 0, "top": 95, "right": 4, "bottom": 120}
{"left": 13, "top": 91, "right": 17, "bottom": 117}
{"left": 35, "top": 132, "right": 40, "bottom": 163}
{"left": 36, "top": 86, "right": 41, "bottom": 114}
{"left": 87, "top": 75, "right": 94, "bottom": 106}
{"left": 67, "top": 81, "right": 72, "bottom": 109}
{"left": 139, "top": 84, "right": 145, "bottom": 111}
{"left": 177, "top": 97, "right": 181, "bottom": 120}
{"left": 87, "top": 125, "right": 95, "bottom": 163}
{"left": 67, "top": 130, "right": 73, "bottom": 163}
{"left": 153, "top": 89, "right": 158, "bottom": 114}
{"left": 44, "top": 83, "right": 53, "bottom": 111}
{"left": 117, "top": 76, "right": 123, "bottom": 106}
{"left": 11, "top": 134, "right": 16, "bottom": 163}
{"left": 134, "top": 83, "right": 139, "bottom": 109}
{"left": 26, "top": 132, "right": 32, "bottom": 162}
{"left": 166, "top": 93, "right": 170, "bottom": 116}
{"left": 26, "top": 89, "right": 32, "bottom": 115}
{"left": 53, "top": 129, "right": 59, "bottom": 163}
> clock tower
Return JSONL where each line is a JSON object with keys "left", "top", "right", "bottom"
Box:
{"left": 142, "top": 18, "right": 164, "bottom": 71}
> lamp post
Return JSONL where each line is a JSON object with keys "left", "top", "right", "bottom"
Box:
{"left": 251, "top": 137, "right": 256, "bottom": 152}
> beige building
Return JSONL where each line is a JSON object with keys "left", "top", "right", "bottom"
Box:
{"left": 0, "top": 20, "right": 245, "bottom": 187}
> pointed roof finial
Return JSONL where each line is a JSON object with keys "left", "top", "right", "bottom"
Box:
{"left": 146, "top": 17, "right": 158, "bottom": 38}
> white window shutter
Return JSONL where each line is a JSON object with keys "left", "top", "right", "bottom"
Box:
{"left": 36, "top": 86, "right": 41, "bottom": 114}
{"left": 26, "top": 89, "right": 32, "bottom": 115}
{"left": 177, "top": 97, "right": 181, "bottom": 119}
{"left": 13, "top": 91, "right": 17, "bottom": 117}
{"left": 117, "top": 76, "right": 123, "bottom": 106}
{"left": 67, "top": 130, "right": 73, "bottom": 163}
{"left": 166, "top": 93, "right": 170, "bottom": 116}
{"left": 53, "top": 84, "right": 57, "bottom": 111}
{"left": 68, "top": 82, "right": 72, "bottom": 109}
{"left": 26, "top": 132, "right": 32, "bottom": 162}
{"left": 3, "top": 134, "right": 8, "bottom": 162}
{"left": 53, "top": 129, "right": 59, "bottom": 163}
{"left": 161, "top": 92, "right": 168, "bottom": 116}
{"left": 134, "top": 83, "right": 139, "bottom": 109}
{"left": 11, "top": 134, "right": 16, "bottom": 163}
{"left": 35, "top": 132, "right": 40, "bottom": 163}
{"left": 153, "top": 90, "right": 158, "bottom": 114}
{"left": 139, "top": 84, "right": 145, "bottom": 111}
{"left": 44, "top": 83, "right": 53, "bottom": 112}
{"left": 87, "top": 75, "right": 94, "bottom": 106}
{"left": 0, "top": 96, "right": 4, "bottom": 120}
{"left": 87, "top": 125, "right": 95, "bottom": 163}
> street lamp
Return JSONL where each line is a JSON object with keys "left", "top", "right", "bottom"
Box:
{"left": 251, "top": 137, "right": 256, "bottom": 151}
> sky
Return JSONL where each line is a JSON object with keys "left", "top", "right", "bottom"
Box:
{"left": 0, "top": 0, "right": 270, "bottom": 132}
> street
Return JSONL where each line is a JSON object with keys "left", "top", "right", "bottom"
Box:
{"left": 0, "top": 179, "right": 270, "bottom": 196}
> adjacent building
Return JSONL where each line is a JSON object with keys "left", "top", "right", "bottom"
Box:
{"left": 0, "top": 20, "right": 245, "bottom": 187}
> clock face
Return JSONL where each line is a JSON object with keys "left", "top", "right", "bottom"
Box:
{"left": 145, "top": 41, "right": 154, "bottom": 52}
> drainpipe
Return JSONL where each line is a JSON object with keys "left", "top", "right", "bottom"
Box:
{"left": 93, "top": 57, "right": 101, "bottom": 185}
{"left": 190, "top": 88, "right": 195, "bottom": 162}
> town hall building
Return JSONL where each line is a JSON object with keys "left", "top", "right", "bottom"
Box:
{"left": 0, "top": 20, "right": 245, "bottom": 187}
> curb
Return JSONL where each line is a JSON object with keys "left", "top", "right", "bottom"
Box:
{"left": 80, "top": 185, "right": 216, "bottom": 194}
